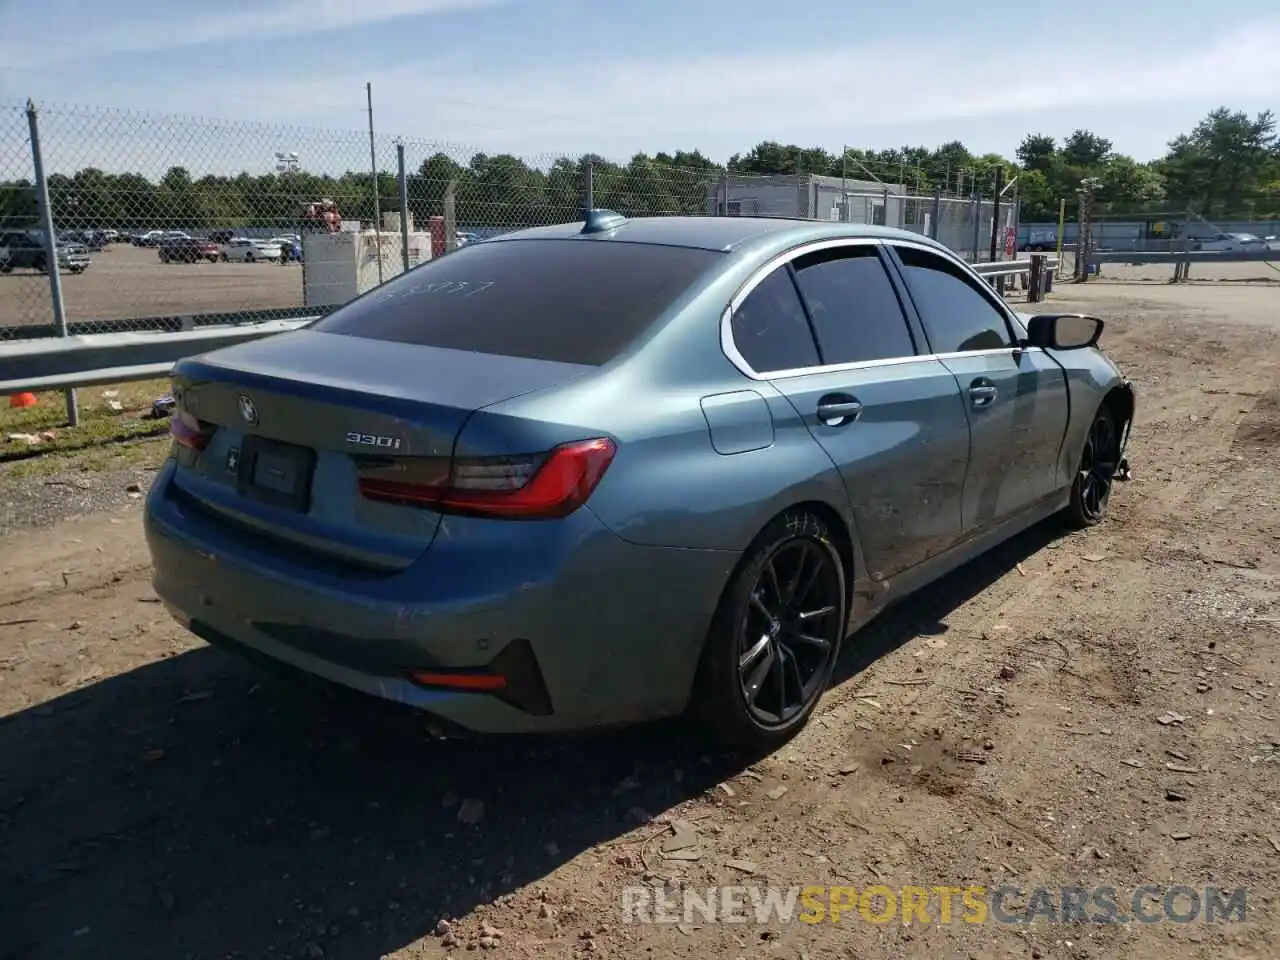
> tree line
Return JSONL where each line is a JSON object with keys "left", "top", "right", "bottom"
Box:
{"left": 0, "top": 106, "right": 1276, "bottom": 232}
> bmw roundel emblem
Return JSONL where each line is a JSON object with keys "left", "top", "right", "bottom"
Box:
{"left": 237, "top": 394, "right": 259, "bottom": 425}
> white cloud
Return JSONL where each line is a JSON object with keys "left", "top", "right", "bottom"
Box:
{"left": 221, "top": 21, "right": 1280, "bottom": 153}
{"left": 8, "top": 18, "right": 1280, "bottom": 170}
{"left": 0, "top": 0, "right": 509, "bottom": 67}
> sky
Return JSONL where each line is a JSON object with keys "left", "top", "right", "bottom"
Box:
{"left": 1, "top": 0, "right": 1279, "bottom": 178}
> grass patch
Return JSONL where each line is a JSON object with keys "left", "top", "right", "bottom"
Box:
{"left": 1, "top": 379, "right": 173, "bottom": 471}
{"left": 1, "top": 435, "right": 170, "bottom": 480}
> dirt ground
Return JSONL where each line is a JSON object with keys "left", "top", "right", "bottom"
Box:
{"left": 0, "top": 243, "right": 305, "bottom": 329}
{"left": 1, "top": 280, "right": 1278, "bottom": 960}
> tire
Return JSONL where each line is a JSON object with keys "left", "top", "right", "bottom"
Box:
{"left": 0, "top": 262, "right": 11, "bottom": 274}
{"left": 219, "top": 253, "right": 228, "bottom": 263}
{"left": 245, "top": 252, "right": 255, "bottom": 263}
{"left": 693, "top": 509, "right": 847, "bottom": 753}
{"left": 1063, "top": 406, "right": 1120, "bottom": 529}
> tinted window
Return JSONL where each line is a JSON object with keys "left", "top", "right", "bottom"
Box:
{"left": 311, "top": 239, "right": 722, "bottom": 366}
{"left": 894, "top": 246, "right": 1013, "bottom": 353}
{"left": 730, "top": 267, "right": 820, "bottom": 373}
{"left": 792, "top": 247, "right": 916, "bottom": 364}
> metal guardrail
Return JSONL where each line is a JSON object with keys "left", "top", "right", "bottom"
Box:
{"left": 1088, "top": 249, "right": 1278, "bottom": 265}
{"left": 1, "top": 256, "right": 1062, "bottom": 396}
{"left": 0, "top": 318, "right": 315, "bottom": 394}
{"left": 0, "top": 305, "right": 325, "bottom": 342}
{"left": 971, "top": 257, "right": 1059, "bottom": 278}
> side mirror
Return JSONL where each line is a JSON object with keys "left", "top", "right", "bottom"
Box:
{"left": 1024, "top": 313, "right": 1103, "bottom": 350}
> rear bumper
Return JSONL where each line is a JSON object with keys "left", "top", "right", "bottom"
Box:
{"left": 144, "top": 460, "right": 737, "bottom": 733}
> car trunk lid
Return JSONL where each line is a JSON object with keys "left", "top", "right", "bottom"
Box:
{"left": 166, "top": 329, "right": 594, "bottom": 571}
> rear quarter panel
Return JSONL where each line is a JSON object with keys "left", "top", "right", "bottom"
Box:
{"left": 464, "top": 362, "right": 852, "bottom": 554}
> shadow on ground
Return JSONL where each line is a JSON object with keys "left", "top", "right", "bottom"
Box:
{"left": 0, "top": 520, "right": 1065, "bottom": 960}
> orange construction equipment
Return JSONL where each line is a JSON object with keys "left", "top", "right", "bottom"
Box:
{"left": 8, "top": 392, "right": 38, "bottom": 409}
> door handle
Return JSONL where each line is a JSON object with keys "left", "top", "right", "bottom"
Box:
{"left": 969, "top": 382, "right": 998, "bottom": 408}
{"left": 816, "top": 395, "right": 862, "bottom": 426}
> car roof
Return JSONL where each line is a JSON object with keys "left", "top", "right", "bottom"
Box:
{"left": 489, "top": 215, "right": 947, "bottom": 256}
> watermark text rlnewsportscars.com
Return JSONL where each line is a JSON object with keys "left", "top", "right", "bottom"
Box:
{"left": 621, "top": 884, "right": 1248, "bottom": 926}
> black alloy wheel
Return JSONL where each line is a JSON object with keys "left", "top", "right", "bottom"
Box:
{"left": 1066, "top": 408, "right": 1118, "bottom": 527}
{"left": 696, "top": 510, "right": 846, "bottom": 752}
{"left": 737, "top": 537, "right": 842, "bottom": 727}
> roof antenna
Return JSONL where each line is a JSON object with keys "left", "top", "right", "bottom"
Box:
{"left": 579, "top": 159, "right": 626, "bottom": 233}
{"left": 581, "top": 209, "right": 628, "bottom": 235}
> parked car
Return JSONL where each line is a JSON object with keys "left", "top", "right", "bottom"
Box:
{"left": 1193, "top": 232, "right": 1271, "bottom": 252}
{"left": 1021, "top": 228, "right": 1058, "bottom": 252}
{"left": 269, "top": 235, "right": 303, "bottom": 261}
{"left": 0, "top": 229, "right": 91, "bottom": 274}
{"left": 220, "top": 237, "right": 282, "bottom": 262}
{"left": 145, "top": 214, "right": 1135, "bottom": 751}
{"left": 158, "top": 236, "right": 220, "bottom": 263}
{"left": 133, "top": 230, "right": 166, "bottom": 247}
{"left": 207, "top": 229, "right": 237, "bottom": 245}
{"left": 62, "top": 229, "right": 106, "bottom": 251}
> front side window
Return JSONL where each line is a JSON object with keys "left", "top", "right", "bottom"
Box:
{"left": 791, "top": 246, "right": 917, "bottom": 365}
{"left": 893, "top": 246, "right": 1013, "bottom": 353}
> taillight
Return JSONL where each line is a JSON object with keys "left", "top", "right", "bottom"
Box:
{"left": 170, "top": 410, "right": 215, "bottom": 450}
{"left": 357, "top": 437, "right": 616, "bottom": 520}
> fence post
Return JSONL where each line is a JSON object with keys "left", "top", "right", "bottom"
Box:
{"left": 970, "top": 193, "right": 982, "bottom": 262}
{"left": 988, "top": 167, "right": 1003, "bottom": 263}
{"left": 930, "top": 186, "right": 942, "bottom": 240}
{"left": 1179, "top": 210, "right": 1193, "bottom": 282}
{"left": 585, "top": 159, "right": 594, "bottom": 213}
{"left": 365, "top": 82, "right": 383, "bottom": 285}
{"left": 1028, "top": 253, "right": 1046, "bottom": 303}
{"left": 443, "top": 180, "right": 457, "bottom": 252}
{"left": 720, "top": 171, "right": 729, "bottom": 216}
{"left": 1075, "top": 193, "right": 1088, "bottom": 280}
{"left": 26, "top": 99, "right": 78, "bottom": 426}
{"left": 1055, "top": 198, "right": 1066, "bottom": 278}
{"left": 396, "top": 142, "right": 410, "bottom": 273}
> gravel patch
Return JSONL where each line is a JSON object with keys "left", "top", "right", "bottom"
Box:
{"left": 0, "top": 464, "right": 161, "bottom": 537}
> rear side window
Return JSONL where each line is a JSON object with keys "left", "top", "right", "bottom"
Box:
{"left": 730, "top": 267, "right": 821, "bottom": 373}
{"left": 791, "top": 246, "right": 917, "bottom": 364}
{"left": 311, "top": 239, "right": 722, "bottom": 366}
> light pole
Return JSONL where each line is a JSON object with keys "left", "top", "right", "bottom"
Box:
{"left": 274, "top": 151, "right": 300, "bottom": 174}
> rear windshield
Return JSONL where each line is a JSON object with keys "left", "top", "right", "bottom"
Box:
{"left": 310, "top": 238, "right": 723, "bottom": 366}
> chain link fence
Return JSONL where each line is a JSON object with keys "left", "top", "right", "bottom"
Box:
{"left": 1, "top": 100, "right": 1021, "bottom": 343}
{"left": 0, "top": 103, "right": 54, "bottom": 334}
